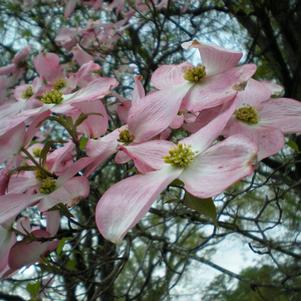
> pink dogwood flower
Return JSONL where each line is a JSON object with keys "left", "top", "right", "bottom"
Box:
{"left": 95, "top": 101, "right": 257, "bottom": 243}
{"left": 223, "top": 79, "right": 301, "bottom": 159}
{"left": 127, "top": 40, "right": 256, "bottom": 142}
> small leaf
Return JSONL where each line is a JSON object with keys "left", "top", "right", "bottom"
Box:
{"left": 287, "top": 139, "right": 299, "bottom": 152}
{"left": 56, "top": 237, "right": 71, "bottom": 255}
{"left": 27, "top": 282, "right": 41, "bottom": 297}
{"left": 66, "top": 258, "right": 77, "bottom": 271}
{"left": 79, "top": 136, "right": 89, "bottom": 151}
{"left": 183, "top": 192, "right": 217, "bottom": 225}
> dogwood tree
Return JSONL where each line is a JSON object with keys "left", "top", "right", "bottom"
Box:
{"left": 0, "top": 1, "right": 301, "bottom": 300}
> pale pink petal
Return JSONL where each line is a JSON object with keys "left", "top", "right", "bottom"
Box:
{"left": 8, "top": 229, "right": 51, "bottom": 269}
{"left": 181, "top": 98, "right": 237, "bottom": 153}
{"left": 261, "top": 80, "right": 284, "bottom": 97}
{"left": 45, "top": 210, "right": 60, "bottom": 236}
{"left": 151, "top": 62, "right": 192, "bottom": 90}
{"left": 260, "top": 98, "right": 301, "bottom": 133}
{"left": 182, "top": 40, "right": 242, "bottom": 76}
{"left": 72, "top": 44, "right": 93, "bottom": 65}
{"left": 0, "top": 194, "right": 41, "bottom": 224}
{"left": 116, "top": 100, "right": 131, "bottom": 124}
{"left": 120, "top": 140, "right": 175, "bottom": 173}
{"left": 128, "top": 83, "right": 192, "bottom": 142}
{"left": 55, "top": 27, "right": 78, "bottom": 50}
{"left": 224, "top": 119, "right": 284, "bottom": 160}
{"left": 0, "top": 226, "right": 14, "bottom": 259}
{"left": 0, "top": 64, "right": 16, "bottom": 76}
{"left": 0, "top": 229, "right": 15, "bottom": 275}
{"left": 132, "top": 75, "right": 145, "bottom": 105}
{"left": 12, "top": 46, "right": 31, "bottom": 65}
{"left": 114, "top": 150, "right": 130, "bottom": 164}
{"left": 34, "top": 53, "right": 62, "bottom": 82}
{"left": 47, "top": 142, "right": 74, "bottom": 174}
{"left": 235, "top": 79, "right": 271, "bottom": 109}
{"left": 72, "top": 61, "right": 101, "bottom": 87}
{"left": 72, "top": 100, "right": 108, "bottom": 138}
{"left": 0, "top": 167, "right": 10, "bottom": 195}
{"left": 8, "top": 174, "right": 38, "bottom": 194}
{"left": 38, "top": 176, "right": 89, "bottom": 211}
{"left": 62, "top": 77, "right": 118, "bottom": 105}
{"left": 85, "top": 129, "right": 120, "bottom": 176}
{"left": 183, "top": 105, "right": 222, "bottom": 133}
{"left": 170, "top": 113, "right": 184, "bottom": 129}
{"left": 0, "top": 123, "right": 25, "bottom": 164}
{"left": 184, "top": 64, "right": 256, "bottom": 112}
{"left": 179, "top": 135, "right": 257, "bottom": 198}
{"left": 96, "top": 166, "right": 181, "bottom": 243}
{"left": 64, "top": 0, "right": 78, "bottom": 18}
{"left": 57, "top": 157, "right": 93, "bottom": 185}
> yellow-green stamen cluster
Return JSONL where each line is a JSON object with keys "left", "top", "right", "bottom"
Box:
{"left": 234, "top": 105, "right": 259, "bottom": 125}
{"left": 39, "top": 177, "right": 56, "bottom": 194}
{"left": 118, "top": 129, "right": 134, "bottom": 144}
{"left": 40, "top": 89, "right": 63, "bottom": 105}
{"left": 35, "top": 168, "right": 49, "bottom": 181}
{"left": 53, "top": 79, "right": 66, "bottom": 90}
{"left": 164, "top": 144, "right": 195, "bottom": 168}
{"left": 22, "top": 86, "right": 33, "bottom": 99}
{"left": 32, "top": 147, "right": 42, "bottom": 158}
{"left": 184, "top": 64, "right": 206, "bottom": 83}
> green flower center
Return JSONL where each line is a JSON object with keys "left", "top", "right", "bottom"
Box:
{"left": 118, "top": 129, "right": 134, "bottom": 144}
{"left": 39, "top": 177, "right": 56, "bottom": 194}
{"left": 234, "top": 105, "right": 259, "bottom": 125}
{"left": 40, "top": 89, "right": 63, "bottom": 105}
{"left": 164, "top": 144, "right": 195, "bottom": 168}
{"left": 22, "top": 86, "right": 33, "bottom": 99}
{"left": 32, "top": 147, "right": 42, "bottom": 158}
{"left": 53, "top": 79, "right": 66, "bottom": 90}
{"left": 184, "top": 65, "right": 206, "bottom": 83}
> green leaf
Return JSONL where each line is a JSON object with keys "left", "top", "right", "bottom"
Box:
{"left": 56, "top": 237, "right": 71, "bottom": 256}
{"left": 66, "top": 258, "right": 77, "bottom": 271}
{"left": 183, "top": 192, "right": 217, "bottom": 225}
{"left": 27, "top": 282, "right": 41, "bottom": 297}
{"left": 287, "top": 139, "right": 300, "bottom": 152}
{"left": 79, "top": 136, "right": 89, "bottom": 151}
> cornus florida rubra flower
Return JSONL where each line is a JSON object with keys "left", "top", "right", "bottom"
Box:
{"left": 223, "top": 79, "right": 301, "bottom": 159}
{"left": 95, "top": 101, "right": 257, "bottom": 243}
{"left": 127, "top": 40, "right": 256, "bottom": 142}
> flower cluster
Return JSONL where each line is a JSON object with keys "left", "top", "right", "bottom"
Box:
{"left": 1, "top": 37, "right": 301, "bottom": 278}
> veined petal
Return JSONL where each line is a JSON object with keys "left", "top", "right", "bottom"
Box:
{"left": 0, "top": 123, "right": 25, "bottom": 164}
{"left": 0, "top": 194, "right": 41, "bottom": 224}
{"left": 184, "top": 64, "right": 256, "bottom": 112}
{"left": 151, "top": 62, "right": 192, "bottom": 90}
{"left": 132, "top": 75, "right": 145, "bottom": 105}
{"left": 182, "top": 40, "right": 242, "bottom": 76}
{"left": 63, "top": 77, "right": 118, "bottom": 104}
{"left": 57, "top": 157, "right": 93, "bottom": 185}
{"left": 85, "top": 129, "right": 120, "bottom": 176}
{"left": 128, "top": 83, "right": 192, "bottom": 142}
{"left": 181, "top": 98, "right": 237, "bottom": 153}
{"left": 38, "top": 176, "right": 89, "bottom": 211}
{"left": 236, "top": 79, "right": 271, "bottom": 109}
{"left": 179, "top": 135, "right": 257, "bottom": 198}
{"left": 224, "top": 119, "right": 284, "bottom": 160}
{"left": 34, "top": 53, "right": 62, "bottom": 82}
{"left": 73, "top": 100, "right": 109, "bottom": 138}
{"left": 260, "top": 98, "right": 301, "bottom": 133}
{"left": 8, "top": 229, "right": 51, "bottom": 270}
{"left": 96, "top": 166, "right": 181, "bottom": 243}
{"left": 120, "top": 140, "right": 175, "bottom": 173}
